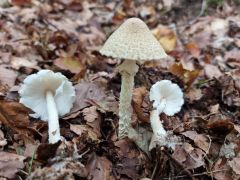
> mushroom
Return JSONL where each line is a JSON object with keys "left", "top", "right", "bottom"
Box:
{"left": 19, "top": 70, "right": 75, "bottom": 144}
{"left": 100, "top": 17, "right": 167, "bottom": 139}
{"left": 149, "top": 80, "right": 184, "bottom": 146}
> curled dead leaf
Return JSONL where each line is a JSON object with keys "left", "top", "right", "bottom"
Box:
{"left": 169, "top": 63, "right": 200, "bottom": 87}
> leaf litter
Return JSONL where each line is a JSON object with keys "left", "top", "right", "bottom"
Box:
{"left": 0, "top": 1, "right": 240, "bottom": 179}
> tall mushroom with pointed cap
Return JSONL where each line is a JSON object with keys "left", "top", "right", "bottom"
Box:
{"left": 19, "top": 70, "right": 75, "bottom": 144}
{"left": 100, "top": 18, "right": 167, "bottom": 139}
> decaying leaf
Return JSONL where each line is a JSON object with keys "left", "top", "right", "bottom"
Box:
{"left": 182, "top": 131, "right": 210, "bottom": 153}
{"left": 54, "top": 56, "right": 86, "bottom": 74}
{"left": 70, "top": 124, "right": 98, "bottom": 141}
{"left": 204, "top": 64, "right": 222, "bottom": 79}
{"left": 0, "top": 151, "right": 25, "bottom": 179}
{"left": 0, "top": 66, "right": 17, "bottom": 88}
{"left": 132, "top": 87, "right": 150, "bottom": 123}
{"left": 228, "top": 158, "right": 240, "bottom": 175}
{"left": 82, "top": 106, "right": 101, "bottom": 137}
{"left": 172, "top": 143, "right": 205, "bottom": 169}
{"left": 169, "top": 63, "right": 200, "bottom": 87}
{"left": 0, "top": 100, "right": 34, "bottom": 143}
{"left": 212, "top": 158, "right": 232, "bottom": 180}
{"left": 86, "top": 153, "right": 114, "bottom": 180}
{"left": 152, "top": 25, "right": 177, "bottom": 52}
{"left": 185, "top": 42, "right": 200, "bottom": 58}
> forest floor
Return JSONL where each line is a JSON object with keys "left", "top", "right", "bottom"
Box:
{"left": 0, "top": 0, "right": 240, "bottom": 179}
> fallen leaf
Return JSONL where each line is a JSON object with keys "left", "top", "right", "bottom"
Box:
{"left": 54, "top": 56, "right": 86, "bottom": 74}
{"left": 182, "top": 131, "right": 210, "bottom": 153}
{"left": 212, "top": 158, "right": 232, "bottom": 180}
{"left": 0, "top": 151, "right": 25, "bottom": 178}
{"left": 220, "top": 75, "right": 240, "bottom": 107}
{"left": 70, "top": 124, "right": 98, "bottom": 141}
{"left": 11, "top": 56, "right": 38, "bottom": 70}
{"left": 36, "top": 141, "right": 61, "bottom": 161}
{"left": 228, "top": 158, "right": 240, "bottom": 175}
{"left": 28, "top": 160, "right": 88, "bottom": 179}
{"left": 132, "top": 87, "right": 150, "bottom": 123}
{"left": 185, "top": 87, "right": 203, "bottom": 102}
{"left": 207, "top": 114, "right": 234, "bottom": 133}
{"left": 10, "top": 0, "right": 32, "bottom": 6}
{"left": 186, "top": 42, "right": 200, "bottom": 58}
{"left": 82, "top": 106, "right": 101, "bottom": 137}
{"left": 152, "top": 25, "right": 177, "bottom": 52}
{"left": 86, "top": 153, "right": 114, "bottom": 180}
{"left": 0, "top": 66, "right": 17, "bottom": 87}
{"left": 169, "top": 63, "right": 200, "bottom": 87}
{"left": 172, "top": 143, "right": 205, "bottom": 169}
{"left": 72, "top": 82, "right": 106, "bottom": 112}
{"left": 0, "top": 100, "right": 34, "bottom": 143}
{"left": 204, "top": 64, "right": 222, "bottom": 79}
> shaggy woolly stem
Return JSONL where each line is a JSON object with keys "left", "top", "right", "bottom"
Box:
{"left": 46, "top": 91, "right": 61, "bottom": 144}
{"left": 118, "top": 60, "right": 139, "bottom": 139}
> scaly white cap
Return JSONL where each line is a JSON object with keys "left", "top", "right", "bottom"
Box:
{"left": 19, "top": 70, "right": 75, "bottom": 121}
{"left": 149, "top": 80, "right": 184, "bottom": 116}
{"left": 100, "top": 18, "right": 167, "bottom": 61}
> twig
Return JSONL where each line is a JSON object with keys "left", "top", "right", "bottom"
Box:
{"left": 151, "top": 160, "right": 159, "bottom": 179}
{"left": 163, "top": 169, "right": 228, "bottom": 179}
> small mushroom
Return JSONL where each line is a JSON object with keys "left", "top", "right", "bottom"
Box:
{"left": 100, "top": 17, "right": 167, "bottom": 139}
{"left": 19, "top": 70, "right": 75, "bottom": 144}
{"left": 149, "top": 80, "right": 184, "bottom": 145}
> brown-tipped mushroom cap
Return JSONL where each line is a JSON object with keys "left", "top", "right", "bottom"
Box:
{"left": 100, "top": 18, "right": 167, "bottom": 61}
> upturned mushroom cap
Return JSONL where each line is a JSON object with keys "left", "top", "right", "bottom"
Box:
{"left": 149, "top": 80, "right": 184, "bottom": 116}
{"left": 19, "top": 70, "right": 75, "bottom": 121}
{"left": 100, "top": 18, "right": 167, "bottom": 61}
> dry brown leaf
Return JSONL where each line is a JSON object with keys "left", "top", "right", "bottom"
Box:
{"left": 10, "top": 0, "right": 32, "bottom": 6}
{"left": 228, "top": 158, "right": 240, "bottom": 175}
{"left": 82, "top": 106, "right": 101, "bottom": 138}
{"left": 220, "top": 75, "right": 240, "bottom": 107}
{"left": 172, "top": 143, "right": 205, "bottom": 169}
{"left": 185, "top": 42, "right": 201, "bottom": 58}
{"left": 185, "top": 87, "right": 203, "bottom": 102}
{"left": 152, "top": 25, "right": 177, "bottom": 52}
{"left": 132, "top": 87, "right": 150, "bottom": 123}
{"left": 70, "top": 124, "right": 98, "bottom": 141}
{"left": 86, "top": 153, "right": 114, "bottom": 180}
{"left": 0, "top": 66, "right": 17, "bottom": 88}
{"left": 169, "top": 63, "right": 200, "bottom": 87}
{"left": 204, "top": 64, "right": 222, "bottom": 79}
{"left": 207, "top": 114, "right": 234, "bottom": 132}
{"left": 182, "top": 131, "right": 210, "bottom": 153}
{"left": 54, "top": 56, "right": 86, "bottom": 74}
{"left": 0, "top": 100, "right": 34, "bottom": 143}
{"left": 28, "top": 160, "right": 88, "bottom": 179}
{"left": 72, "top": 82, "right": 106, "bottom": 112}
{"left": 212, "top": 158, "right": 232, "bottom": 180}
{"left": 0, "top": 151, "right": 25, "bottom": 179}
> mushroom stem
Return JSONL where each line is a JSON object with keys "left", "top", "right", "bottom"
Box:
{"left": 150, "top": 109, "right": 167, "bottom": 138}
{"left": 46, "top": 91, "right": 61, "bottom": 144}
{"left": 117, "top": 60, "right": 139, "bottom": 139}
